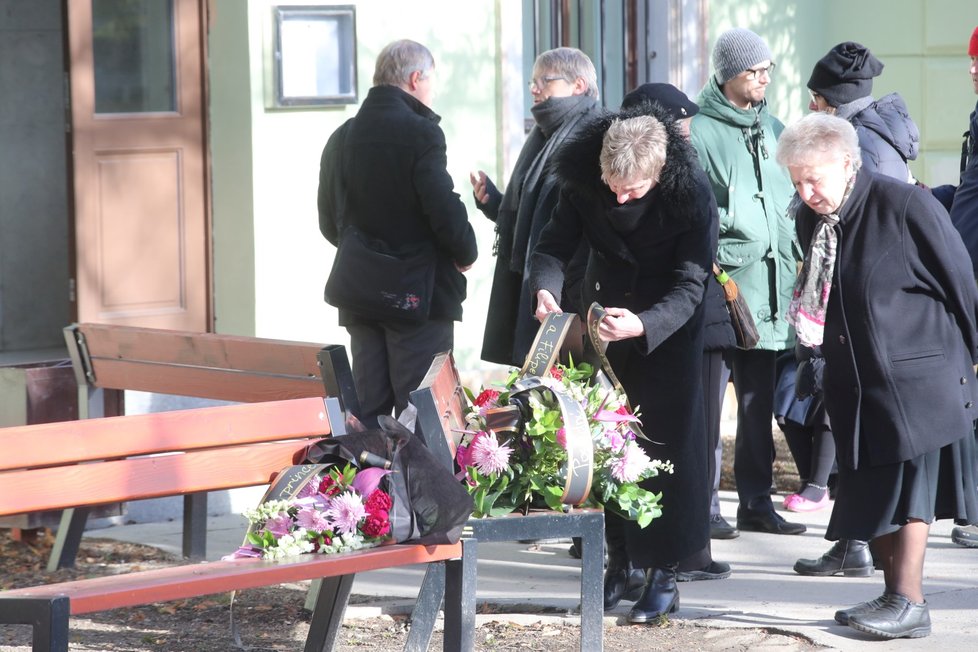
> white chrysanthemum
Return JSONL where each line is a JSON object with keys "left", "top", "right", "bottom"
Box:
{"left": 265, "top": 531, "right": 315, "bottom": 560}
{"left": 607, "top": 441, "right": 653, "bottom": 483}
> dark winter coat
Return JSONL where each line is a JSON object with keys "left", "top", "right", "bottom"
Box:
{"left": 837, "top": 93, "right": 919, "bottom": 182}
{"left": 795, "top": 171, "right": 978, "bottom": 470}
{"left": 942, "top": 101, "right": 978, "bottom": 276}
{"left": 530, "top": 106, "right": 711, "bottom": 566}
{"left": 478, "top": 95, "right": 604, "bottom": 366}
{"left": 318, "top": 85, "right": 478, "bottom": 324}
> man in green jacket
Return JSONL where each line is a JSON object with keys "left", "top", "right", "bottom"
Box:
{"left": 690, "top": 28, "right": 803, "bottom": 536}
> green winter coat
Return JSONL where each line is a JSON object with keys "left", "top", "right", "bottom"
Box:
{"left": 690, "top": 77, "right": 799, "bottom": 351}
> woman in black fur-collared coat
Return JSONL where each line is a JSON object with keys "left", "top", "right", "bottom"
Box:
{"left": 529, "top": 106, "right": 713, "bottom": 624}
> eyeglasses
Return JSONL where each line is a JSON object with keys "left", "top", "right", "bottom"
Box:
{"left": 528, "top": 76, "right": 567, "bottom": 91}
{"left": 745, "top": 62, "right": 776, "bottom": 80}
{"left": 809, "top": 91, "right": 824, "bottom": 103}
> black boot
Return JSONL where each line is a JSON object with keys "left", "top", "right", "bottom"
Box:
{"left": 793, "top": 539, "right": 874, "bottom": 577}
{"left": 627, "top": 565, "right": 679, "bottom": 624}
{"left": 603, "top": 541, "right": 645, "bottom": 609}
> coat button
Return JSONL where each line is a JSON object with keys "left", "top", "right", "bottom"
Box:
{"left": 961, "top": 377, "right": 968, "bottom": 385}
{"left": 838, "top": 335, "right": 847, "bottom": 344}
{"left": 853, "top": 386, "right": 859, "bottom": 395}
{"left": 595, "top": 281, "right": 600, "bottom": 291}
{"left": 967, "top": 401, "right": 974, "bottom": 409}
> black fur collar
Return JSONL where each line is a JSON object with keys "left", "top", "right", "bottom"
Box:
{"left": 550, "top": 103, "right": 702, "bottom": 222}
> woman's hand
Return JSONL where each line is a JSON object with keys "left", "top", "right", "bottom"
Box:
{"left": 535, "top": 289, "right": 561, "bottom": 322}
{"left": 469, "top": 170, "right": 490, "bottom": 205}
{"left": 597, "top": 307, "right": 645, "bottom": 341}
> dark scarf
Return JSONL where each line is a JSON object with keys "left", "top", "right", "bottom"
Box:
{"left": 602, "top": 187, "right": 657, "bottom": 234}
{"left": 495, "top": 94, "right": 598, "bottom": 271}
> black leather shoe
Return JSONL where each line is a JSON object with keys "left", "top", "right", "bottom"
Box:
{"left": 627, "top": 566, "right": 679, "bottom": 623}
{"left": 834, "top": 592, "right": 894, "bottom": 625}
{"left": 794, "top": 539, "right": 874, "bottom": 577}
{"left": 604, "top": 566, "right": 647, "bottom": 610}
{"left": 736, "top": 506, "right": 806, "bottom": 535}
{"left": 676, "top": 560, "right": 731, "bottom": 582}
{"left": 710, "top": 514, "right": 740, "bottom": 539}
{"left": 848, "top": 593, "right": 931, "bottom": 639}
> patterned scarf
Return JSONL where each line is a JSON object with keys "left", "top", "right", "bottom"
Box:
{"left": 787, "top": 176, "right": 855, "bottom": 346}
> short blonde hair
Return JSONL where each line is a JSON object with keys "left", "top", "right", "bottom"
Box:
{"left": 600, "top": 115, "right": 668, "bottom": 184}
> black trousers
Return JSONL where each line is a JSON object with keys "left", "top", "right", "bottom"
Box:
{"left": 727, "top": 347, "right": 783, "bottom": 511}
{"left": 346, "top": 319, "right": 453, "bottom": 429}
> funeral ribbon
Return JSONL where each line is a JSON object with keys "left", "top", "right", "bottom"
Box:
{"left": 586, "top": 302, "right": 650, "bottom": 442}
{"left": 481, "top": 311, "right": 594, "bottom": 506}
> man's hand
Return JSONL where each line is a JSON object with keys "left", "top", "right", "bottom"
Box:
{"left": 535, "top": 289, "right": 561, "bottom": 322}
{"left": 596, "top": 306, "right": 645, "bottom": 341}
{"left": 469, "top": 170, "right": 490, "bottom": 205}
{"left": 455, "top": 261, "right": 473, "bottom": 273}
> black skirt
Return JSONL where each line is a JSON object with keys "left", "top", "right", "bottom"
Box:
{"left": 826, "top": 429, "right": 978, "bottom": 542}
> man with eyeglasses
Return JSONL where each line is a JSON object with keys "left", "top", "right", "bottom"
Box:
{"left": 690, "top": 28, "right": 802, "bottom": 538}
{"left": 470, "top": 47, "right": 602, "bottom": 367}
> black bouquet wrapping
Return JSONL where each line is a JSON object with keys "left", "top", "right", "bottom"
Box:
{"left": 303, "top": 415, "right": 473, "bottom": 545}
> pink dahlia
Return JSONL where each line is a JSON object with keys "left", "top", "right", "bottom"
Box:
{"left": 326, "top": 491, "right": 366, "bottom": 535}
{"left": 471, "top": 434, "right": 513, "bottom": 475}
{"left": 295, "top": 506, "right": 330, "bottom": 532}
{"left": 608, "top": 442, "right": 652, "bottom": 483}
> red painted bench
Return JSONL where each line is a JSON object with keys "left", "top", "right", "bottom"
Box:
{"left": 44, "top": 323, "right": 359, "bottom": 570}
{"left": 0, "top": 397, "right": 470, "bottom": 652}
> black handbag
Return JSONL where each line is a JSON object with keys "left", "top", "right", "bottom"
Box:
{"left": 324, "top": 225, "right": 436, "bottom": 323}
{"left": 713, "top": 262, "right": 760, "bottom": 350}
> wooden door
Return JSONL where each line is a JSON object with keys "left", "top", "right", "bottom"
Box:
{"left": 68, "top": 0, "right": 209, "bottom": 330}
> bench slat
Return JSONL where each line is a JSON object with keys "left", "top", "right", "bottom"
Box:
{"left": 0, "top": 542, "right": 462, "bottom": 615}
{"left": 90, "top": 358, "right": 326, "bottom": 402}
{"left": 79, "top": 324, "right": 324, "bottom": 378}
{"left": 0, "top": 439, "right": 322, "bottom": 516}
{"left": 0, "top": 397, "right": 330, "bottom": 471}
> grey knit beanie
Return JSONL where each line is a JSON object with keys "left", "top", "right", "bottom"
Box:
{"left": 712, "top": 28, "right": 772, "bottom": 84}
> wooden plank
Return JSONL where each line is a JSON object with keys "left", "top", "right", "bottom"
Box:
{"left": 90, "top": 359, "right": 325, "bottom": 402}
{"left": 0, "top": 440, "right": 321, "bottom": 515}
{"left": 0, "top": 542, "right": 462, "bottom": 614}
{"left": 0, "top": 397, "right": 330, "bottom": 471}
{"left": 78, "top": 324, "right": 324, "bottom": 378}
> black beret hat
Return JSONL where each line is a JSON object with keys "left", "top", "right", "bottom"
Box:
{"left": 620, "top": 83, "right": 699, "bottom": 121}
{"left": 807, "top": 41, "right": 884, "bottom": 107}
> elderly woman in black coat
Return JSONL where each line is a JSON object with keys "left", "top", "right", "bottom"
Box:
{"left": 530, "top": 109, "right": 713, "bottom": 623}
{"left": 777, "top": 112, "right": 978, "bottom": 640}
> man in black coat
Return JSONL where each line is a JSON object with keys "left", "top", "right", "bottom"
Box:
{"left": 318, "top": 40, "right": 478, "bottom": 428}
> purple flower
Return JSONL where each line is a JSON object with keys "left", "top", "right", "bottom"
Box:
{"left": 471, "top": 433, "right": 513, "bottom": 475}
{"left": 326, "top": 491, "right": 366, "bottom": 535}
{"left": 555, "top": 428, "right": 567, "bottom": 449}
{"left": 604, "top": 429, "right": 626, "bottom": 451}
{"left": 296, "top": 478, "right": 322, "bottom": 500}
{"left": 608, "top": 442, "right": 652, "bottom": 483}
{"left": 351, "top": 467, "right": 391, "bottom": 497}
{"left": 295, "top": 506, "right": 330, "bottom": 532}
{"left": 264, "top": 511, "right": 293, "bottom": 537}
{"left": 222, "top": 545, "right": 263, "bottom": 560}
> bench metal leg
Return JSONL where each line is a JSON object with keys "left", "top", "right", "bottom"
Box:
{"left": 442, "top": 539, "right": 476, "bottom": 652}
{"left": 182, "top": 492, "right": 207, "bottom": 560}
{"left": 403, "top": 562, "right": 446, "bottom": 651}
{"left": 46, "top": 507, "right": 90, "bottom": 571}
{"left": 0, "top": 596, "right": 70, "bottom": 652}
{"left": 579, "top": 515, "right": 605, "bottom": 652}
{"left": 304, "top": 573, "right": 354, "bottom": 652}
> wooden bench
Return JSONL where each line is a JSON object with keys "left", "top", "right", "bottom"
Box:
{"left": 404, "top": 352, "right": 605, "bottom": 652}
{"left": 0, "top": 397, "right": 471, "bottom": 652}
{"left": 48, "top": 323, "right": 359, "bottom": 570}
